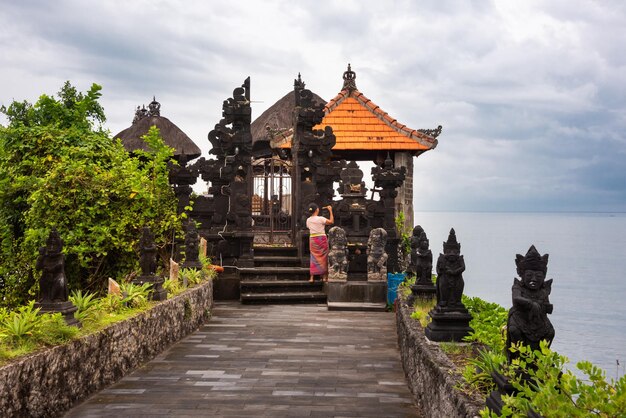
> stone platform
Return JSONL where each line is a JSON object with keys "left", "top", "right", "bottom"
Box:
{"left": 66, "top": 302, "right": 420, "bottom": 417}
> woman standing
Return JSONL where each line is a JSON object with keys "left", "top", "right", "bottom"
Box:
{"left": 306, "top": 203, "right": 334, "bottom": 282}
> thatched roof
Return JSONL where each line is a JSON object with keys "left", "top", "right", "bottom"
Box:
{"left": 251, "top": 90, "right": 326, "bottom": 143}
{"left": 115, "top": 99, "right": 202, "bottom": 161}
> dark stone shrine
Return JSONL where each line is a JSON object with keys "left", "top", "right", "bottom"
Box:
{"left": 181, "top": 221, "right": 202, "bottom": 270}
{"left": 407, "top": 226, "right": 435, "bottom": 304}
{"left": 190, "top": 78, "right": 255, "bottom": 268}
{"left": 35, "top": 229, "right": 80, "bottom": 327}
{"left": 425, "top": 228, "right": 472, "bottom": 341}
{"left": 487, "top": 245, "right": 554, "bottom": 417}
{"left": 133, "top": 226, "right": 167, "bottom": 301}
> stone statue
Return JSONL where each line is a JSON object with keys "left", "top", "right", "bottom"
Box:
{"left": 36, "top": 229, "right": 69, "bottom": 303}
{"left": 408, "top": 226, "right": 433, "bottom": 286}
{"left": 414, "top": 232, "right": 433, "bottom": 285}
{"left": 435, "top": 228, "right": 466, "bottom": 310}
{"left": 182, "top": 221, "right": 203, "bottom": 270}
{"left": 506, "top": 245, "right": 555, "bottom": 362}
{"left": 184, "top": 221, "right": 200, "bottom": 264}
{"left": 367, "top": 228, "right": 388, "bottom": 281}
{"left": 425, "top": 228, "right": 471, "bottom": 341}
{"left": 139, "top": 227, "right": 157, "bottom": 277}
{"left": 406, "top": 229, "right": 436, "bottom": 305}
{"left": 328, "top": 226, "right": 349, "bottom": 280}
{"left": 134, "top": 226, "right": 167, "bottom": 301}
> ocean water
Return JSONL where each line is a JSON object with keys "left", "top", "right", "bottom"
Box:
{"left": 413, "top": 211, "right": 626, "bottom": 378}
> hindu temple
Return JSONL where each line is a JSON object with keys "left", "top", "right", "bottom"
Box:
{"left": 114, "top": 65, "right": 442, "bottom": 309}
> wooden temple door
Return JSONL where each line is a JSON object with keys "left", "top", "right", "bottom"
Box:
{"left": 251, "top": 157, "right": 293, "bottom": 245}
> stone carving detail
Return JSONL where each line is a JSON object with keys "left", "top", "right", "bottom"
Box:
{"left": 182, "top": 221, "right": 202, "bottom": 270}
{"left": 35, "top": 229, "right": 79, "bottom": 326}
{"left": 371, "top": 156, "right": 407, "bottom": 274}
{"left": 435, "top": 228, "right": 466, "bottom": 310}
{"left": 417, "top": 125, "right": 443, "bottom": 139}
{"left": 139, "top": 227, "right": 158, "bottom": 277}
{"left": 189, "top": 78, "right": 255, "bottom": 267}
{"left": 134, "top": 226, "right": 167, "bottom": 301}
{"left": 506, "top": 245, "right": 555, "bottom": 362}
{"left": 342, "top": 63, "right": 357, "bottom": 91}
{"left": 292, "top": 78, "right": 338, "bottom": 227}
{"left": 407, "top": 226, "right": 435, "bottom": 305}
{"left": 37, "top": 229, "right": 69, "bottom": 304}
{"left": 486, "top": 245, "right": 556, "bottom": 415}
{"left": 410, "top": 227, "right": 433, "bottom": 286}
{"left": 328, "top": 226, "right": 349, "bottom": 281}
{"left": 367, "top": 228, "right": 388, "bottom": 281}
{"left": 424, "top": 228, "right": 472, "bottom": 342}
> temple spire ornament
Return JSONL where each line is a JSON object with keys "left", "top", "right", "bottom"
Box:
{"left": 148, "top": 96, "right": 161, "bottom": 117}
{"left": 342, "top": 63, "right": 357, "bottom": 91}
{"left": 294, "top": 72, "right": 305, "bottom": 90}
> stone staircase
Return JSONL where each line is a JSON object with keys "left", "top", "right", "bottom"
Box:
{"left": 240, "top": 246, "right": 326, "bottom": 304}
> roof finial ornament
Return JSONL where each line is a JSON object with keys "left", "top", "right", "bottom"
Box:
{"left": 132, "top": 104, "right": 149, "bottom": 124}
{"left": 294, "top": 72, "right": 305, "bottom": 90}
{"left": 417, "top": 125, "right": 443, "bottom": 139}
{"left": 148, "top": 96, "right": 161, "bottom": 117}
{"left": 342, "top": 63, "right": 357, "bottom": 92}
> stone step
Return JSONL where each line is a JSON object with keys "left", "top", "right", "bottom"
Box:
{"left": 240, "top": 291, "right": 327, "bottom": 304}
{"left": 253, "top": 246, "right": 298, "bottom": 257}
{"left": 253, "top": 256, "right": 301, "bottom": 267}
{"left": 327, "top": 302, "right": 388, "bottom": 312}
{"left": 239, "top": 267, "right": 310, "bottom": 281}
{"left": 241, "top": 280, "right": 323, "bottom": 294}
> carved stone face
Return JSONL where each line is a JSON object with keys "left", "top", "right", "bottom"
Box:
{"left": 419, "top": 238, "right": 429, "bottom": 251}
{"left": 522, "top": 269, "right": 545, "bottom": 290}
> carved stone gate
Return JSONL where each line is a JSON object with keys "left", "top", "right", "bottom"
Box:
{"left": 252, "top": 157, "right": 293, "bottom": 245}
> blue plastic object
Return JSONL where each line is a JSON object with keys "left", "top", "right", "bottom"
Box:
{"left": 387, "top": 272, "right": 406, "bottom": 305}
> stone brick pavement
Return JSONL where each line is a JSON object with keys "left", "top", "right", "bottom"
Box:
{"left": 65, "top": 302, "right": 421, "bottom": 417}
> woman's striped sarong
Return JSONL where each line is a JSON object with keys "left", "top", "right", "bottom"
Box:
{"left": 309, "top": 235, "right": 329, "bottom": 276}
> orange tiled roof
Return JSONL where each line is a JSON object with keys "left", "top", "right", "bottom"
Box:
{"left": 278, "top": 65, "right": 440, "bottom": 151}
{"left": 316, "top": 89, "right": 437, "bottom": 151}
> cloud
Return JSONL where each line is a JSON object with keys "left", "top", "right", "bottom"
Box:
{"left": 0, "top": 0, "right": 624, "bottom": 212}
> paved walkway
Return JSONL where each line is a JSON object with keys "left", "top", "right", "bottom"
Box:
{"left": 66, "top": 302, "right": 420, "bottom": 417}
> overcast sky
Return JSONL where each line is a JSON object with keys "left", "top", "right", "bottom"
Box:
{"left": 1, "top": 0, "right": 624, "bottom": 212}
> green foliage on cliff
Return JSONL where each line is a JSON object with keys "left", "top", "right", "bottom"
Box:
{"left": 481, "top": 341, "right": 626, "bottom": 418}
{"left": 0, "top": 82, "right": 182, "bottom": 307}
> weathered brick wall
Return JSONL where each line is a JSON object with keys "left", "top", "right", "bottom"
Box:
{"left": 396, "top": 298, "right": 484, "bottom": 417}
{"left": 0, "top": 281, "right": 213, "bottom": 418}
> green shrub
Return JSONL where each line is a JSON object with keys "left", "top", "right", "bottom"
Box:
{"left": 480, "top": 341, "right": 626, "bottom": 417}
{"left": 0, "top": 83, "right": 183, "bottom": 307}
{"left": 69, "top": 290, "right": 99, "bottom": 323}
{"left": 410, "top": 298, "right": 436, "bottom": 327}
{"left": 461, "top": 349, "right": 506, "bottom": 395}
{"left": 1, "top": 301, "right": 41, "bottom": 343}
{"left": 34, "top": 312, "right": 79, "bottom": 345}
{"left": 462, "top": 295, "right": 508, "bottom": 353}
{"left": 119, "top": 282, "right": 152, "bottom": 309}
{"left": 180, "top": 268, "right": 203, "bottom": 286}
{"left": 394, "top": 212, "right": 411, "bottom": 255}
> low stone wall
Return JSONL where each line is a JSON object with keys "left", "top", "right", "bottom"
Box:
{"left": 0, "top": 281, "right": 213, "bottom": 418}
{"left": 396, "top": 298, "right": 484, "bottom": 417}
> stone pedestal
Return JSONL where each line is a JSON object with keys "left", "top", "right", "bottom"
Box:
{"left": 132, "top": 275, "right": 167, "bottom": 301}
{"left": 213, "top": 266, "right": 240, "bottom": 300}
{"left": 407, "top": 283, "right": 436, "bottom": 305}
{"left": 326, "top": 281, "right": 387, "bottom": 311}
{"left": 36, "top": 300, "right": 81, "bottom": 327}
{"left": 424, "top": 307, "right": 472, "bottom": 342}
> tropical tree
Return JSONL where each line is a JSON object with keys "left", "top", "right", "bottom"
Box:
{"left": 0, "top": 82, "right": 182, "bottom": 307}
